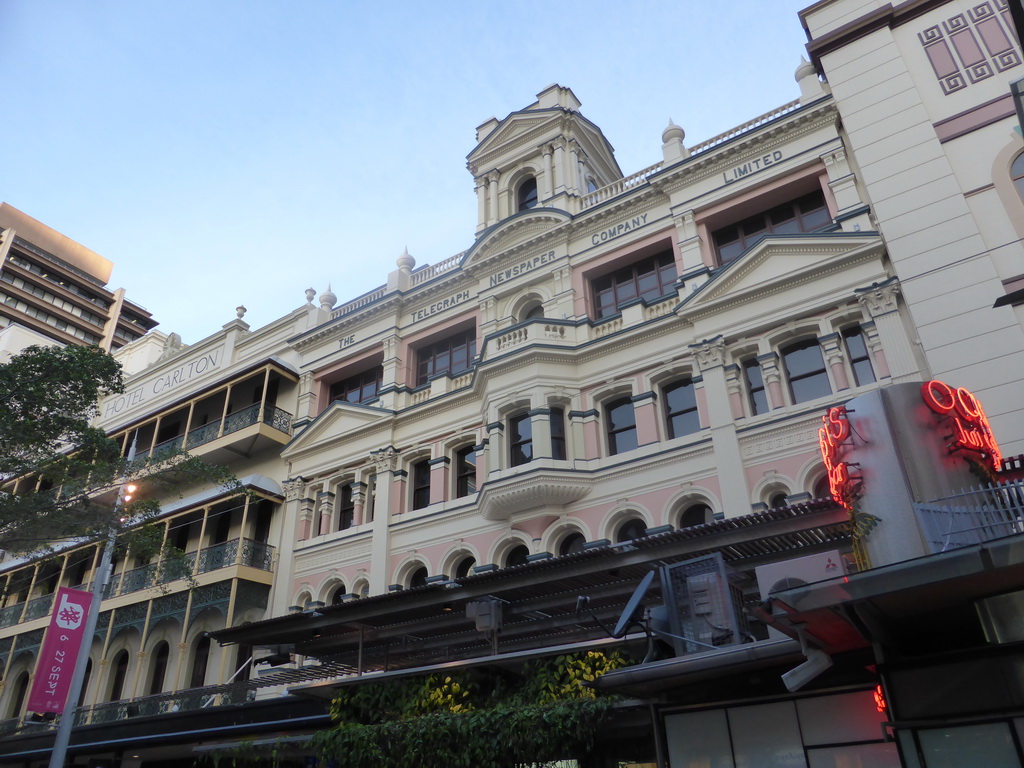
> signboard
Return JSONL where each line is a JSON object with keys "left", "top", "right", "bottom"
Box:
{"left": 920, "top": 379, "right": 1002, "bottom": 474}
{"left": 27, "top": 587, "right": 92, "bottom": 713}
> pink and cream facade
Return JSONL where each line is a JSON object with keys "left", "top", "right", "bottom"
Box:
{"left": 278, "top": 80, "right": 911, "bottom": 611}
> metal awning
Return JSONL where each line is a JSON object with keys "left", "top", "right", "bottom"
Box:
{"left": 213, "top": 501, "right": 850, "bottom": 676}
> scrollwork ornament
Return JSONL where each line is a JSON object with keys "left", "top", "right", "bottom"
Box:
{"left": 370, "top": 446, "right": 399, "bottom": 473}
{"left": 690, "top": 336, "right": 726, "bottom": 370}
{"left": 856, "top": 279, "right": 901, "bottom": 316}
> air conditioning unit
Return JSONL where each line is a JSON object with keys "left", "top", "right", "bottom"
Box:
{"left": 755, "top": 551, "right": 846, "bottom": 639}
{"left": 755, "top": 550, "right": 846, "bottom": 601}
{"left": 661, "top": 553, "right": 747, "bottom": 656}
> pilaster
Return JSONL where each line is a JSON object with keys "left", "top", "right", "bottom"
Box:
{"left": 856, "top": 280, "right": 918, "bottom": 381}
{"left": 691, "top": 337, "right": 751, "bottom": 517}
{"left": 368, "top": 447, "right": 399, "bottom": 594}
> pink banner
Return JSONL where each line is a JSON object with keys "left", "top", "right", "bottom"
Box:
{"left": 27, "top": 587, "right": 92, "bottom": 714}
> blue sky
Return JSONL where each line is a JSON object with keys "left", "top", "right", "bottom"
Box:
{"left": 3, "top": 1, "right": 814, "bottom": 344}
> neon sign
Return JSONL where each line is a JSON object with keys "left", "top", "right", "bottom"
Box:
{"left": 921, "top": 380, "right": 1001, "bottom": 473}
{"left": 874, "top": 684, "right": 887, "bottom": 714}
{"left": 818, "top": 406, "right": 858, "bottom": 507}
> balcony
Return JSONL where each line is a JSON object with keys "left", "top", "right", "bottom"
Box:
{"left": 0, "top": 540, "right": 275, "bottom": 630}
{"left": 135, "top": 405, "right": 293, "bottom": 463}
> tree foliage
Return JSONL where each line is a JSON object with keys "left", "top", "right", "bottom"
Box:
{"left": 0, "top": 344, "right": 237, "bottom": 555}
{"left": 308, "top": 651, "right": 629, "bottom": 768}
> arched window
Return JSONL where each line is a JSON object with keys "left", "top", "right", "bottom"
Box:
{"left": 523, "top": 303, "right": 544, "bottom": 320}
{"left": 606, "top": 398, "right": 638, "bottom": 455}
{"left": 109, "top": 649, "right": 130, "bottom": 702}
{"left": 408, "top": 566, "right": 428, "bottom": 589}
{"left": 1013, "top": 152, "right": 1024, "bottom": 199}
{"left": 330, "top": 584, "right": 348, "bottom": 605}
{"left": 454, "top": 556, "right": 476, "bottom": 578}
{"left": 680, "top": 504, "right": 712, "bottom": 528}
{"left": 78, "top": 659, "right": 93, "bottom": 707}
{"left": 190, "top": 636, "right": 211, "bottom": 689}
{"left": 8, "top": 671, "right": 29, "bottom": 718}
{"left": 517, "top": 177, "right": 538, "bottom": 211}
{"left": 769, "top": 492, "right": 789, "bottom": 509}
{"left": 558, "top": 532, "right": 586, "bottom": 556}
{"left": 813, "top": 474, "right": 832, "bottom": 501}
{"left": 664, "top": 380, "right": 699, "bottom": 438}
{"left": 411, "top": 460, "right": 431, "bottom": 510}
{"left": 148, "top": 642, "right": 170, "bottom": 696}
{"left": 615, "top": 517, "right": 647, "bottom": 543}
{"left": 504, "top": 545, "right": 530, "bottom": 568}
{"left": 782, "top": 339, "right": 831, "bottom": 404}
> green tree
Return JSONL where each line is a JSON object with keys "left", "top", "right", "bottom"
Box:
{"left": 0, "top": 344, "right": 236, "bottom": 555}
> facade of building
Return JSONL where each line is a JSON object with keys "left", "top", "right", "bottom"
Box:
{"left": 1, "top": 0, "right": 1023, "bottom": 764}
{"left": 0, "top": 203, "right": 157, "bottom": 357}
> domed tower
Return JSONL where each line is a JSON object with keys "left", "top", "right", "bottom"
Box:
{"left": 467, "top": 84, "right": 623, "bottom": 235}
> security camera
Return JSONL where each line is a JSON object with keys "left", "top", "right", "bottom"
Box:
{"left": 781, "top": 647, "right": 833, "bottom": 692}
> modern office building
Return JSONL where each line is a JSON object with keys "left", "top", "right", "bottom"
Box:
{"left": 1, "top": 0, "right": 1023, "bottom": 764}
{"left": 0, "top": 203, "right": 157, "bottom": 356}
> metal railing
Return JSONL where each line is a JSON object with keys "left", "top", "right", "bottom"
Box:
{"left": 915, "top": 478, "right": 1024, "bottom": 553}
{"left": 195, "top": 538, "right": 275, "bottom": 574}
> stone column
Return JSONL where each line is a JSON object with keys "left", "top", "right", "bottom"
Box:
{"left": 379, "top": 334, "right": 400, "bottom": 408}
{"left": 485, "top": 421, "right": 505, "bottom": 476}
{"left": 724, "top": 365, "right": 746, "bottom": 421}
{"left": 529, "top": 408, "right": 553, "bottom": 459}
{"left": 475, "top": 179, "right": 487, "bottom": 234}
{"left": 631, "top": 392, "right": 660, "bottom": 445}
{"left": 856, "top": 280, "right": 917, "bottom": 381}
{"left": 861, "top": 321, "right": 889, "bottom": 379}
{"left": 758, "top": 352, "right": 785, "bottom": 409}
{"left": 351, "top": 481, "right": 368, "bottom": 526}
{"left": 429, "top": 456, "right": 449, "bottom": 506}
{"left": 821, "top": 148, "right": 871, "bottom": 232}
{"left": 268, "top": 476, "right": 305, "bottom": 616}
{"left": 819, "top": 333, "right": 850, "bottom": 391}
{"left": 486, "top": 172, "right": 499, "bottom": 227}
{"left": 673, "top": 209, "right": 706, "bottom": 276}
{"left": 552, "top": 141, "right": 567, "bottom": 196}
{"left": 316, "top": 491, "right": 335, "bottom": 536}
{"left": 691, "top": 337, "right": 751, "bottom": 517}
{"left": 368, "top": 447, "right": 399, "bottom": 594}
{"left": 541, "top": 144, "right": 554, "bottom": 200}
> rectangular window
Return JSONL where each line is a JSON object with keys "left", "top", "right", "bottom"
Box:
{"left": 330, "top": 367, "right": 383, "bottom": 405}
{"left": 509, "top": 413, "right": 533, "bottom": 466}
{"left": 713, "top": 190, "right": 831, "bottom": 264}
{"left": 337, "top": 484, "right": 355, "bottom": 530}
{"left": 416, "top": 328, "right": 477, "bottom": 385}
{"left": 664, "top": 380, "right": 700, "bottom": 438}
{"left": 411, "top": 461, "right": 431, "bottom": 510}
{"left": 842, "top": 326, "right": 875, "bottom": 386}
{"left": 744, "top": 359, "right": 768, "bottom": 415}
{"left": 606, "top": 398, "right": 638, "bottom": 455}
{"left": 550, "top": 408, "right": 566, "bottom": 460}
{"left": 783, "top": 339, "right": 832, "bottom": 404}
{"left": 591, "top": 250, "right": 677, "bottom": 319}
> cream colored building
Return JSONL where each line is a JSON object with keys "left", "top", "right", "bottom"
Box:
{"left": 1, "top": 2, "right": 1022, "bottom": 762}
{"left": 801, "top": 0, "right": 1024, "bottom": 457}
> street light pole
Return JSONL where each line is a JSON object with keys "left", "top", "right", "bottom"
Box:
{"left": 48, "top": 438, "right": 137, "bottom": 768}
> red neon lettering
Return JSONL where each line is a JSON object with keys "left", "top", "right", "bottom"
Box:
{"left": 921, "top": 380, "right": 1002, "bottom": 472}
{"left": 922, "top": 380, "right": 956, "bottom": 414}
{"left": 818, "top": 407, "right": 857, "bottom": 507}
